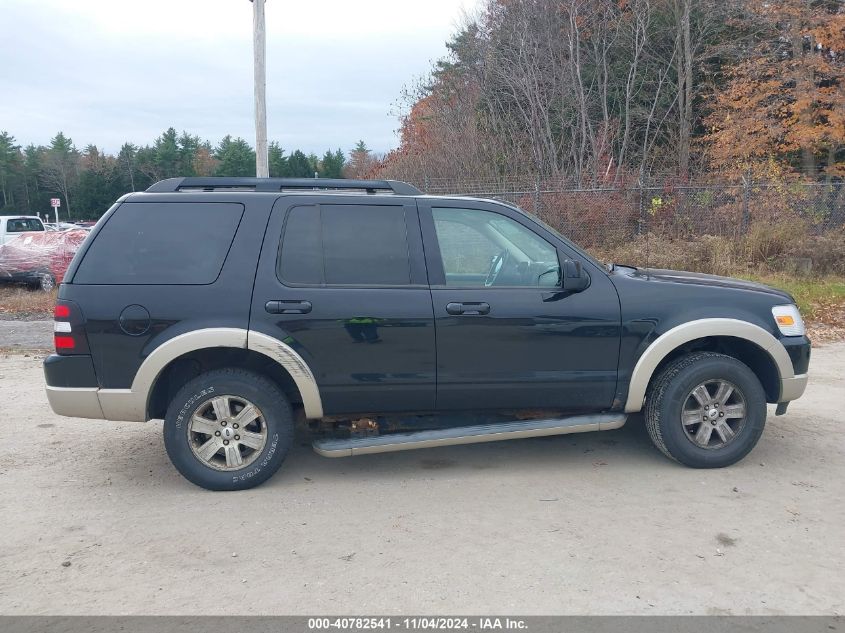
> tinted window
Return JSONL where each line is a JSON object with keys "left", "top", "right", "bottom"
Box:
{"left": 279, "top": 205, "right": 410, "bottom": 286}
{"left": 74, "top": 202, "right": 243, "bottom": 284}
{"left": 278, "top": 206, "right": 322, "bottom": 285}
{"left": 433, "top": 207, "right": 559, "bottom": 287}
{"left": 7, "top": 218, "right": 44, "bottom": 232}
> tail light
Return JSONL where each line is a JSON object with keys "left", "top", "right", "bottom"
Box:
{"left": 53, "top": 300, "right": 90, "bottom": 355}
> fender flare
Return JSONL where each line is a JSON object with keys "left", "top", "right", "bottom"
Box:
{"left": 247, "top": 330, "right": 323, "bottom": 419}
{"left": 97, "top": 328, "right": 323, "bottom": 421}
{"left": 624, "top": 318, "right": 794, "bottom": 413}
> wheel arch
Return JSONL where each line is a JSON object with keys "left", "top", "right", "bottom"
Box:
{"left": 98, "top": 328, "right": 323, "bottom": 421}
{"left": 624, "top": 318, "right": 793, "bottom": 413}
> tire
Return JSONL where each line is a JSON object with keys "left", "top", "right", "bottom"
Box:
{"left": 644, "top": 352, "right": 767, "bottom": 468}
{"left": 163, "top": 368, "right": 294, "bottom": 490}
{"left": 34, "top": 273, "right": 55, "bottom": 292}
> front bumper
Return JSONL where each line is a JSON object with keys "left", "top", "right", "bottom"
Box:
{"left": 780, "top": 335, "right": 811, "bottom": 375}
{"left": 777, "top": 335, "right": 811, "bottom": 403}
{"left": 780, "top": 373, "right": 808, "bottom": 402}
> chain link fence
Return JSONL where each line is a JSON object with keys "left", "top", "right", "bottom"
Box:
{"left": 409, "top": 177, "right": 845, "bottom": 274}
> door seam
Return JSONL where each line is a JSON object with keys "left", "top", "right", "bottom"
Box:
{"left": 415, "top": 197, "right": 439, "bottom": 410}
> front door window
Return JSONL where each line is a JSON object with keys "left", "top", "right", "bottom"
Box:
{"left": 432, "top": 208, "right": 560, "bottom": 288}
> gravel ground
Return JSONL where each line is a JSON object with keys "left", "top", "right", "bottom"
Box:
{"left": 0, "top": 320, "right": 52, "bottom": 350}
{"left": 0, "top": 342, "right": 842, "bottom": 616}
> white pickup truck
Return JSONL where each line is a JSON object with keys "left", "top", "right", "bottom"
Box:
{"left": 0, "top": 215, "right": 45, "bottom": 246}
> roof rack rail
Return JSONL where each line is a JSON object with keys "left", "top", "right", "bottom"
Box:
{"left": 146, "top": 177, "right": 422, "bottom": 196}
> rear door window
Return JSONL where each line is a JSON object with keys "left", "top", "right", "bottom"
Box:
{"left": 278, "top": 204, "right": 410, "bottom": 286}
{"left": 73, "top": 202, "right": 244, "bottom": 285}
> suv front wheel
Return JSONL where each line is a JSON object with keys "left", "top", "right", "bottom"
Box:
{"left": 163, "top": 368, "right": 294, "bottom": 490}
{"left": 644, "top": 352, "right": 767, "bottom": 468}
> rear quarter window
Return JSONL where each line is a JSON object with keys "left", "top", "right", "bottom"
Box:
{"left": 6, "top": 218, "right": 44, "bottom": 232}
{"left": 73, "top": 202, "right": 244, "bottom": 285}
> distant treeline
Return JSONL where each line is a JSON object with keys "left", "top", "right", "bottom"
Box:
{"left": 0, "top": 129, "right": 379, "bottom": 220}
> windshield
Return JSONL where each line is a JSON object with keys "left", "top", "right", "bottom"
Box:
{"left": 6, "top": 218, "right": 44, "bottom": 233}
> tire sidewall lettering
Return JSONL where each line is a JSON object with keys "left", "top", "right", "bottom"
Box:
{"left": 232, "top": 432, "right": 279, "bottom": 483}
{"left": 174, "top": 386, "right": 215, "bottom": 430}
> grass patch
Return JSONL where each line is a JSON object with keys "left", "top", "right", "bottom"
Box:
{"left": 0, "top": 285, "right": 57, "bottom": 319}
{"left": 740, "top": 274, "right": 845, "bottom": 322}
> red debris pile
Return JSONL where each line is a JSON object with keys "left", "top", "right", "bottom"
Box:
{"left": 0, "top": 229, "right": 89, "bottom": 287}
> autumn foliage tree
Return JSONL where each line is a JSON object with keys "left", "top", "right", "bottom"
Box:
{"left": 704, "top": 0, "right": 845, "bottom": 179}
{"left": 344, "top": 141, "right": 379, "bottom": 179}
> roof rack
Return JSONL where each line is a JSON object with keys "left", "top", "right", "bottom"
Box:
{"left": 145, "top": 177, "right": 421, "bottom": 196}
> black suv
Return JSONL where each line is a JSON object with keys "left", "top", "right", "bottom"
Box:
{"left": 43, "top": 178, "right": 810, "bottom": 490}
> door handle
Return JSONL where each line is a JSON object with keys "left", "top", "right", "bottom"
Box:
{"left": 265, "top": 300, "right": 312, "bottom": 314}
{"left": 446, "top": 301, "right": 490, "bottom": 316}
{"left": 542, "top": 290, "right": 569, "bottom": 302}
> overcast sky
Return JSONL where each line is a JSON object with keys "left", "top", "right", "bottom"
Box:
{"left": 0, "top": 0, "right": 475, "bottom": 156}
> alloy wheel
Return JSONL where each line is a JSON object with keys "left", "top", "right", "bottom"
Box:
{"left": 187, "top": 395, "right": 267, "bottom": 470}
{"left": 681, "top": 379, "right": 747, "bottom": 449}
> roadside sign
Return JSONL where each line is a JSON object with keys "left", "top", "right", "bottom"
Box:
{"left": 50, "top": 198, "right": 61, "bottom": 224}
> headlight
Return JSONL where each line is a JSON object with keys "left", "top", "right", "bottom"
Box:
{"left": 772, "top": 304, "right": 805, "bottom": 336}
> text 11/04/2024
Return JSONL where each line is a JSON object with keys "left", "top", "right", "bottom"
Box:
{"left": 307, "top": 618, "right": 527, "bottom": 630}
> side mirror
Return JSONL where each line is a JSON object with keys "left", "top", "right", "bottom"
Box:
{"left": 561, "top": 258, "right": 589, "bottom": 292}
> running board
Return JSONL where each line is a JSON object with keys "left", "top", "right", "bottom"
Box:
{"left": 312, "top": 413, "right": 627, "bottom": 457}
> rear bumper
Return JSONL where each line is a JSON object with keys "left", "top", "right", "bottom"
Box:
{"left": 44, "top": 354, "right": 105, "bottom": 419}
{"left": 45, "top": 385, "right": 105, "bottom": 419}
{"left": 43, "top": 353, "right": 154, "bottom": 422}
{"left": 45, "top": 384, "right": 146, "bottom": 421}
{"left": 43, "top": 354, "right": 98, "bottom": 387}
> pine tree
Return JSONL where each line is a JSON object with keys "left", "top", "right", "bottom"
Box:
{"left": 41, "top": 132, "right": 79, "bottom": 218}
{"left": 346, "top": 140, "right": 375, "bottom": 178}
{"left": 286, "top": 150, "right": 312, "bottom": 177}
{"left": 22, "top": 144, "right": 44, "bottom": 213}
{"left": 269, "top": 142, "right": 289, "bottom": 177}
{"left": 153, "top": 128, "right": 180, "bottom": 178}
{"left": 177, "top": 131, "right": 201, "bottom": 177}
{"left": 319, "top": 148, "right": 346, "bottom": 178}
{"left": 118, "top": 143, "right": 138, "bottom": 192}
{"left": 0, "top": 131, "right": 21, "bottom": 209}
{"left": 215, "top": 136, "right": 256, "bottom": 177}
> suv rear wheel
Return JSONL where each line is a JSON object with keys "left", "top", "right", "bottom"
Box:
{"left": 644, "top": 352, "right": 767, "bottom": 468}
{"left": 163, "top": 368, "right": 294, "bottom": 490}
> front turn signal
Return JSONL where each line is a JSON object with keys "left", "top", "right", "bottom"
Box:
{"left": 772, "top": 304, "right": 805, "bottom": 336}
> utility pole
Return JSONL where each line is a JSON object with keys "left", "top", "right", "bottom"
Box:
{"left": 252, "top": 0, "right": 269, "bottom": 177}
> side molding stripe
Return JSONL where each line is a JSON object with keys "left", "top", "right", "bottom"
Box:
{"left": 624, "top": 318, "right": 794, "bottom": 413}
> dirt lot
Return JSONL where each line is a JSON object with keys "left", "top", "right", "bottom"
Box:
{"left": 0, "top": 320, "right": 52, "bottom": 350}
{"left": 0, "top": 340, "right": 843, "bottom": 616}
